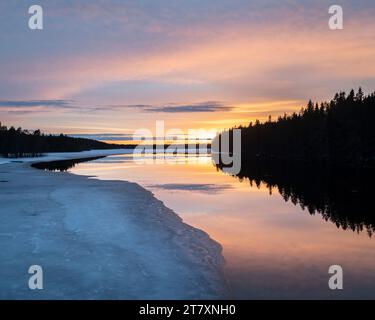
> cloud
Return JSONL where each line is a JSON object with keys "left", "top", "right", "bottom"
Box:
{"left": 126, "top": 102, "right": 232, "bottom": 113}
{"left": 0, "top": 100, "right": 232, "bottom": 116}
{"left": 0, "top": 100, "right": 74, "bottom": 108}
{"left": 70, "top": 133, "right": 134, "bottom": 141}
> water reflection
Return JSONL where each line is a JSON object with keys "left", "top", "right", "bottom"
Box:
{"left": 216, "top": 158, "right": 375, "bottom": 237}
{"left": 150, "top": 183, "right": 233, "bottom": 194}
{"left": 31, "top": 156, "right": 105, "bottom": 172}
{"left": 34, "top": 153, "right": 375, "bottom": 298}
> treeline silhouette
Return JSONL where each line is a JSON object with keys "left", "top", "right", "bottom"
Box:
{"left": 213, "top": 88, "right": 375, "bottom": 236}
{"left": 216, "top": 88, "right": 375, "bottom": 167}
{"left": 215, "top": 158, "right": 375, "bottom": 237}
{"left": 0, "top": 124, "right": 132, "bottom": 157}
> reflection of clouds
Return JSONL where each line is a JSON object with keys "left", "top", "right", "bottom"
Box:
{"left": 148, "top": 183, "right": 233, "bottom": 194}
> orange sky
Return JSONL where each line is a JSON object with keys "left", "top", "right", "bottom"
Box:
{"left": 1, "top": 1, "right": 375, "bottom": 135}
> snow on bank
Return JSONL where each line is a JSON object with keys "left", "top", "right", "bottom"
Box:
{"left": 0, "top": 149, "right": 133, "bottom": 165}
{"left": 0, "top": 153, "right": 227, "bottom": 299}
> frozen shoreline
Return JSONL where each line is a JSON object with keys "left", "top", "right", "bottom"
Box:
{"left": 0, "top": 150, "right": 227, "bottom": 299}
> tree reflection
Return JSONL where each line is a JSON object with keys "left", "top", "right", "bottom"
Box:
{"left": 216, "top": 158, "right": 375, "bottom": 237}
{"left": 32, "top": 156, "right": 105, "bottom": 172}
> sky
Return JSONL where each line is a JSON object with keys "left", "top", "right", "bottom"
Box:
{"left": 1, "top": 0, "right": 375, "bottom": 135}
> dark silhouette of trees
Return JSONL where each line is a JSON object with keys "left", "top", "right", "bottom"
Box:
{"left": 213, "top": 88, "right": 375, "bottom": 236}
{"left": 214, "top": 88, "right": 375, "bottom": 167}
{"left": 0, "top": 125, "right": 132, "bottom": 157}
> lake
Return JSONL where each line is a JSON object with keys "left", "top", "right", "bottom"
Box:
{"left": 66, "top": 153, "right": 375, "bottom": 299}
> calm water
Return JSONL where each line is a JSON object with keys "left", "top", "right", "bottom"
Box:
{"left": 67, "top": 153, "right": 375, "bottom": 299}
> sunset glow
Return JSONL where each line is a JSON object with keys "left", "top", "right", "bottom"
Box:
{"left": 1, "top": 1, "right": 375, "bottom": 135}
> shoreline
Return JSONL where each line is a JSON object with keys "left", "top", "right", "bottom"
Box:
{"left": 0, "top": 150, "right": 227, "bottom": 299}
